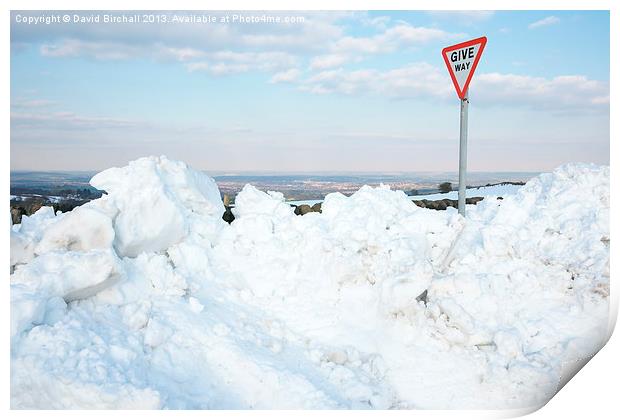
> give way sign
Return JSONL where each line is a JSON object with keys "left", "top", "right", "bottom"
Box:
{"left": 442, "top": 36, "right": 487, "bottom": 99}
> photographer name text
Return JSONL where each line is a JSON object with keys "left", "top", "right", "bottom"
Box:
{"left": 14, "top": 13, "right": 305, "bottom": 25}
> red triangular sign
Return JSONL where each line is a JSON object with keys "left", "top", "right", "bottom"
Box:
{"left": 442, "top": 36, "right": 487, "bottom": 100}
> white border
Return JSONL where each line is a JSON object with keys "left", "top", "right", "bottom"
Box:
{"left": 2, "top": 1, "right": 617, "bottom": 419}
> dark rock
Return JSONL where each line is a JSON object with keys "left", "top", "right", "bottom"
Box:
{"left": 222, "top": 207, "right": 235, "bottom": 224}
{"left": 29, "top": 201, "right": 43, "bottom": 215}
{"left": 10, "top": 206, "right": 26, "bottom": 225}
{"left": 466, "top": 196, "right": 484, "bottom": 205}
{"left": 438, "top": 182, "right": 452, "bottom": 193}
{"left": 295, "top": 204, "right": 312, "bottom": 215}
{"left": 415, "top": 289, "right": 428, "bottom": 304}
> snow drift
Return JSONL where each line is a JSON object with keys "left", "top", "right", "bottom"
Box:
{"left": 10, "top": 156, "right": 610, "bottom": 410}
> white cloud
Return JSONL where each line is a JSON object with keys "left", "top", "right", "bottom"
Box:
{"left": 11, "top": 98, "right": 57, "bottom": 108}
{"left": 186, "top": 62, "right": 250, "bottom": 76}
{"left": 40, "top": 39, "right": 207, "bottom": 63}
{"left": 475, "top": 73, "right": 609, "bottom": 110}
{"left": 301, "top": 64, "right": 453, "bottom": 98}
{"left": 29, "top": 13, "right": 461, "bottom": 62}
{"left": 155, "top": 46, "right": 206, "bottom": 61}
{"left": 15, "top": 11, "right": 348, "bottom": 55}
{"left": 309, "top": 54, "right": 351, "bottom": 70}
{"left": 426, "top": 11, "right": 495, "bottom": 23}
{"left": 269, "top": 68, "right": 301, "bottom": 84}
{"left": 299, "top": 63, "right": 608, "bottom": 113}
{"left": 528, "top": 16, "right": 560, "bottom": 29}
{"left": 303, "top": 21, "right": 465, "bottom": 72}
{"left": 332, "top": 24, "right": 463, "bottom": 54}
{"left": 26, "top": 12, "right": 466, "bottom": 83}
{"left": 40, "top": 39, "right": 141, "bottom": 60}
{"left": 591, "top": 95, "right": 610, "bottom": 105}
{"left": 361, "top": 16, "right": 391, "bottom": 30}
{"left": 209, "top": 50, "right": 295, "bottom": 65}
{"left": 38, "top": 34, "right": 301, "bottom": 77}
{"left": 183, "top": 62, "right": 210, "bottom": 72}
{"left": 18, "top": 9, "right": 605, "bottom": 117}
{"left": 187, "top": 51, "right": 298, "bottom": 76}
{"left": 377, "top": 64, "right": 454, "bottom": 99}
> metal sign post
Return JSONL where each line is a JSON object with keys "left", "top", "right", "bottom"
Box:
{"left": 458, "top": 90, "right": 468, "bottom": 216}
{"left": 441, "top": 36, "right": 487, "bottom": 217}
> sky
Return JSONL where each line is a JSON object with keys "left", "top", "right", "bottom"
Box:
{"left": 10, "top": 10, "right": 610, "bottom": 172}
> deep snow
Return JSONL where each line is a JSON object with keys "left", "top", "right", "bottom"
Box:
{"left": 10, "top": 156, "right": 610, "bottom": 409}
{"left": 287, "top": 183, "right": 523, "bottom": 207}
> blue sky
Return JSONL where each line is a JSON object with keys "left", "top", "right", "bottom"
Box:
{"left": 10, "top": 10, "right": 609, "bottom": 172}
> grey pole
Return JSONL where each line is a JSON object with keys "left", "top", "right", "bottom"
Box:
{"left": 458, "top": 89, "right": 469, "bottom": 216}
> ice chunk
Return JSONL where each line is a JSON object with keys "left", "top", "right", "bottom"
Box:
{"left": 10, "top": 231, "right": 35, "bottom": 268}
{"left": 35, "top": 206, "right": 115, "bottom": 254}
{"left": 10, "top": 206, "right": 58, "bottom": 267}
{"left": 11, "top": 249, "right": 124, "bottom": 302}
{"left": 12, "top": 206, "right": 57, "bottom": 235}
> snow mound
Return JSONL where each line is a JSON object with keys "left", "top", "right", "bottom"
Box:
{"left": 10, "top": 158, "right": 610, "bottom": 410}
{"left": 90, "top": 155, "right": 225, "bottom": 257}
{"left": 232, "top": 185, "right": 294, "bottom": 220}
{"left": 10, "top": 156, "right": 225, "bottom": 342}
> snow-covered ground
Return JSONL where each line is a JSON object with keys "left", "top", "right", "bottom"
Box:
{"left": 10, "top": 194, "right": 64, "bottom": 203}
{"left": 10, "top": 156, "right": 610, "bottom": 410}
{"left": 287, "top": 184, "right": 522, "bottom": 206}
{"left": 411, "top": 183, "right": 523, "bottom": 201}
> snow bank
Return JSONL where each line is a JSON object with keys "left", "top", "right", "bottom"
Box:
{"left": 10, "top": 155, "right": 225, "bottom": 344}
{"left": 91, "top": 155, "right": 225, "bottom": 257}
{"left": 232, "top": 185, "right": 294, "bottom": 220}
{"left": 424, "top": 164, "right": 610, "bottom": 405}
{"left": 10, "top": 158, "right": 610, "bottom": 410}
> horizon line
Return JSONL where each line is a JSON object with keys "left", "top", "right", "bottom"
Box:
{"left": 9, "top": 168, "right": 544, "bottom": 175}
